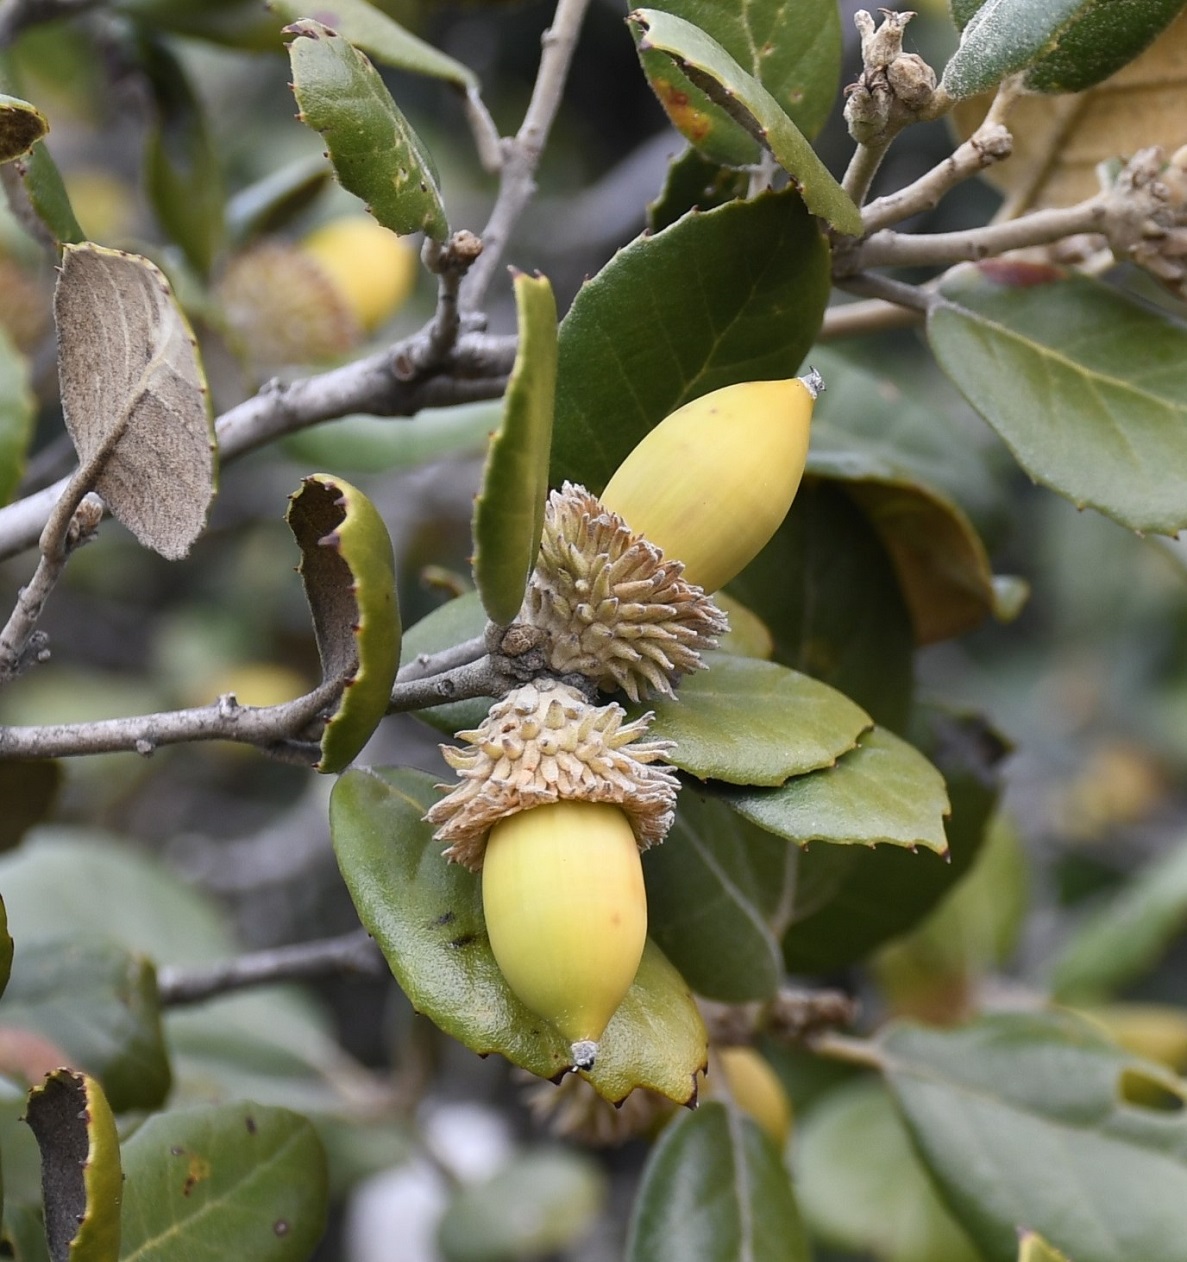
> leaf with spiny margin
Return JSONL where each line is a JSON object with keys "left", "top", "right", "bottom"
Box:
{"left": 118, "top": 1103, "right": 327, "bottom": 1261}
{"left": 286, "top": 20, "right": 448, "bottom": 241}
{"left": 628, "top": 10, "right": 861, "bottom": 234}
{"left": 0, "top": 328, "right": 34, "bottom": 507}
{"left": 14, "top": 144, "right": 83, "bottom": 247}
{"left": 882, "top": 1011, "right": 1187, "bottom": 1262}
{"left": 286, "top": 474, "right": 400, "bottom": 772}
{"left": 54, "top": 244, "right": 216, "bottom": 560}
{"left": 638, "top": 656, "right": 872, "bottom": 786}
{"left": 723, "top": 726, "right": 950, "bottom": 853}
{"left": 269, "top": 0, "right": 477, "bottom": 88}
{"left": 26, "top": 1070, "right": 122, "bottom": 1262}
{"left": 0, "top": 96, "right": 46, "bottom": 164}
{"left": 330, "top": 766, "right": 708, "bottom": 1105}
{"left": 472, "top": 273, "right": 557, "bottom": 626}
{"left": 139, "top": 35, "right": 224, "bottom": 278}
{"left": 625, "top": 1102, "right": 809, "bottom": 1262}
{"left": 550, "top": 188, "right": 830, "bottom": 494}
{"left": 0, "top": 936, "right": 170, "bottom": 1112}
{"left": 644, "top": 788, "right": 788, "bottom": 1002}
{"left": 929, "top": 264, "right": 1187, "bottom": 536}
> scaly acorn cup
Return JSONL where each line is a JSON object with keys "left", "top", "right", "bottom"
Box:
{"left": 483, "top": 799, "right": 648, "bottom": 1071}
{"left": 598, "top": 372, "right": 823, "bottom": 594}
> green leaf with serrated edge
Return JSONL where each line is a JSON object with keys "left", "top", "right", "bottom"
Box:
{"left": 286, "top": 20, "right": 448, "bottom": 241}
{"left": 118, "top": 1103, "right": 327, "bottom": 1261}
{"left": 0, "top": 95, "right": 46, "bottom": 164}
{"left": 882, "top": 1010, "right": 1187, "bottom": 1262}
{"left": 1050, "top": 829, "right": 1187, "bottom": 1003}
{"left": 796, "top": 1078, "right": 981, "bottom": 1262}
{"left": 726, "top": 482, "right": 914, "bottom": 732}
{"left": 225, "top": 155, "right": 331, "bottom": 246}
{"left": 940, "top": 0, "right": 1086, "bottom": 97}
{"left": 647, "top": 147, "right": 748, "bottom": 233}
{"left": 270, "top": 0, "right": 477, "bottom": 88}
{"left": 139, "top": 36, "right": 224, "bottom": 278}
{"left": 1018, "top": 1231, "right": 1074, "bottom": 1262}
{"left": 472, "top": 273, "right": 557, "bottom": 627}
{"left": 330, "top": 766, "right": 707, "bottom": 1104}
{"left": 550, "top": 189, "right": 830, "bottom": 494}
{"left": 283, "top": 401, "right": 499, "bottom": 473}
{"left": 636, "top": 656, "right": 871, "bottom": 786}
{"left": 16, "top": 143, "right": 83, "bottom": 246}
{"left": 780, "top": 711, "right": 1002, "bottom": 972}
{"left": 0, "top": 327, "right": 34, "bottom": 506}
{"left": 929, "top": 265, "right": 1187, "bottom": 535}
{"left": 625, "top": 1102, "right": 809, "bottom": 1262}
{"left": 644, "top": 0, "right": 841, "bottom": 140}
{"left": 723, "top": 726, "right": 950, "bottom": 853}
{"left": 628, "top": 11, "right": 861, "bottom": 234}
{"left": 286, "top": 474, "right": 401, "bottom": 772}
{"left": 1023, "top": 0, "right": 1187, "bottom": 93}
{"left": 0, "top": 936, "right": 170, "bottom": 1112}
{"left": 397, "top": 591, "right": 491, "bottom": 735}
{"left": 26, "top": 1070, "right": 122, "bottom": 1262}
{"left": 643, "top": 788, "right": 785, "bottom": 1002}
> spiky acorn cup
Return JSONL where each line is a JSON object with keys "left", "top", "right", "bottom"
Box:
{"left": 426, "top": 679, "right": 680, "bottom": 1070}
{"left": 520, "top": 483, "right": 728, "bottom": 702}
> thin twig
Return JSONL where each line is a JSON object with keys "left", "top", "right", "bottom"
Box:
{"left": 818, "top": 297, "right": 925, "bottom": 341}
{"left": 0, "top": 680, "right": 339, "bottom": 760}
{"left": 463, "top": 87, "right": 504, "bottom": 175}
{"left": 388, "top": 655, "right": 510, "bottom": 714}
{"left": 397, "top": 232, "right": 486, "bottom": 379}
{"left": 396, "top": 633, "right": 489, "bottom": 683}
{"left": 807, "top": 1030, "right": 888, "bottom": 1071}
{"left": 460, "top": 0, "right": 593, "bottom": 312}
{"left": 156, "top": 929, "right": 387, "bottom": 1006}
{"left": 842, "top": 137, "right": 897, "bottom": 209}
{"left": 834, "top": 271, "right": 936, "bottom": 314}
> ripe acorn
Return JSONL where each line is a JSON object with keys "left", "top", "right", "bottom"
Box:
{"left": 482, "top": 800, "right": 648, "bottom": 1070}
{"left": 599, "top": 372, "right": 822, "bottom": 594}
{"left": 300, "top": 214, "right": 418, "bottom": 332}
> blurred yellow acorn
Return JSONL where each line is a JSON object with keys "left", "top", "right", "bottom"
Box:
{"left": 300, "top": 214, "right": 419, "bottom": 333}
{"left": 710, "top": 1045, "right": 793, "bottom": 1147}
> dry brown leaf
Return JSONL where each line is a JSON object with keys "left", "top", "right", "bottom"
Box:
{"left": 952, "top": 8, "right": 1187, "bottom": 215}
{"left": 54, "top": 243, "right": 216, "bottom": 560}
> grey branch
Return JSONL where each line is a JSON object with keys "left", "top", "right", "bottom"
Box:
{"left": 0, "top": 680, "right": 339, "bottom": 760}
{"left": 157, "top": 929, "right": 387, "bottom": 1006}
{"left": 818, "top": 297, "right": 925, "bottom": 341}
{"left": 396, "top": 633, "right": 489, "bottom": 683}
{"left": 834, "top": 271, "right": 936, "bottom": 314}
{"left": 388, "top": 654, "right": 510, "bottom": 714}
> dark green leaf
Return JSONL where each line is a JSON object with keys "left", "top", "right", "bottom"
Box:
{"left": 1050, "top": 829, "right": 1187, "bottom": 1002}
{"left": 225, "top": 155, "right": 332, "bottom": 245}
{"left": 3, "top": 1205, "right": 51, "bottom": 1262}
{"left": 0, "top": 327, "right": 34, "bottom": 506}
{"left": 550, "top": 188, "right": 830, "bottom": 494}
{"left": 118, "top": 1102, "right": 327, "bottom": 1261}
{"left": 114, "top": 0, "right": 283, "bottom": 50}
{"left": 15, "top": 143, "right": 84, "bottom": 246}
{"left": 270, "top": 0, "right": 478, "bottom": 88}
{"left": 0, "top": 762, "right": 58, "bottom": 850}
{"left": 286, "top": 474, "right": 401, "bottom": 772}
{"left": 287, "top": 19, "right": 448, "bottom": 240}
{"left": 644, "top": 788, "right": 787, "bottom": 1002}
{"left": 883, "top": 1011, "right": 1187, "bottom": 1262}
{"left": 437, "top": 1149, "right": 605, "bottom": 1262}
{"left": 398, "top": 591, "right": 491, "bottom": 735}
{"left": 796, "top": 1078, "right": 981, "bottom": 1262}
{"left": 929, "top": 265, "right": 1187, "bottom": 535}
{"left": 950, "top": 0, "right": 985, "bottom": 30}
{"left": 646, "top": 147, "right": 748, "bottom": 233}
{"left": 724, "top": 726, "right": 950, "bottom": 853}
{"left": 626, "top": 1101, "right": 809, "bottom": 1262}
{"left": 725, "top": 482, "right": 915, "bottom": 732}
{"left": 629, "top": 10, "right": 861, "bottom": 233}
{"left": 0, "top": 95, "right": 46, "bottom": 164}
{"left": 639, "top": 655, "right": 871, "bottom": 786}
{"left": 139, "top": 36, "right": 224, "bottom": 278}
{"left": 330, "top": 766, "right": 707, "bottom": 1104}
{"left": 0, "top": 936, "right": 170, "bottom": 1112}
{"left": 472, "top": 273, "right": 557, "bottom": 626}
{"left": 779, "top": 710, "right": 1003, "bottom": 972}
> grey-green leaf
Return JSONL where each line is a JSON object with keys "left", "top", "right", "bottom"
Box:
{"left": 628, "top": 10, "right": 861, "bottom": 234}
{"left": 929, "top": 264, "right": 1187, "bottom": 535}
{"left": 0, "top": 327, "right": 34, "bottom": 506}
{"left": 724, "top": 726, "right": 951, "bottom": 853}
{"left": 287, "top": 19, "right": 448, "bottom": 240}
{"left": 941, "top": 0, "right": 1088, "bottom": 96}
{"left": 54, "top": 244, "right": 216, "bottom": 560}
{"left": 626, "top": 1102, "right": 809, "bottom": 1262}
{"left": 472, "top": 273, "right": 557, "bottom": 626}
{"left": 639, "top": 655, "right": 871, "bottom": 786}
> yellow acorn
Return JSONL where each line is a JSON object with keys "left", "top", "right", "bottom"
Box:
{"left": 713, "top": 1045, "right": 793, "bottom": 1147}
{"left": 300, "top": 214, "right": 418, "bottom": 332}
{"left": 598, "top": 372, "right": 822, "bottom": 593}
{"left": 481, "top": 799, "right": 648, "bottom": 1070}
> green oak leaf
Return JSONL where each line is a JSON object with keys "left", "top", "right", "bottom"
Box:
{"left": 0, "top": 327, "right": 35, "bottom": 507}
{"left": 14, "top": 142, "right": 84, "bottom": 246}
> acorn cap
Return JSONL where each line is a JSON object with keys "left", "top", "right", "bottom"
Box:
{"left": 425, "top": 679, "right": 680, "bottom": 870}
{"left": 521, "top": 483, "right": 728, "bottom": 702}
